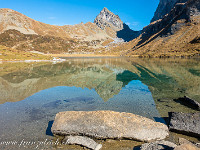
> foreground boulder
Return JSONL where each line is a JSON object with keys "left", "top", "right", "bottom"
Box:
{"left": 169, "top": 112, "right": 200, "bottom": 137}
{"left": 140, "top": 140, "right": 177, "bottom": 150}
{"left": 51, "top": 111, "right": 169, "bottom": 142}
{"left": 62, "top": 136, "right": 102, "bottom": 150}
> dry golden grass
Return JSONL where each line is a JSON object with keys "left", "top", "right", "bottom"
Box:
{"left": 109, "top": 16, "right": 200, "bottom": 57}
{"left": 47, "top": 53, "right": 118, "bottom": 58}
{"left": 0, "top": 45, "right": 52, "bottom": 61}
{"left": 128, "top": 17, "right": 200, "bottom": 57}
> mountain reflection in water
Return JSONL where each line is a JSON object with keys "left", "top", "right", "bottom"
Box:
{"left": 0, "top": 58, "right": 199, "bottom": 145}
{"left": 0, "top": 58, "right": 199, "bottom": 104}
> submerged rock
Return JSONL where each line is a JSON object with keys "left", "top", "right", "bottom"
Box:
{"left": 174, "top": 143, "right": 200, "bottom": 150}
{"left": 179, "top": 138, "right": 193, "bottom": 145}
{"left": 51, "top": 111, "right": 169, "bottom": 142}
{"left": 62, "top": 136, "right": 102, "bottom": 150}
{"left": 169, "top": 112, "right": 200, "bottom": 137}
{"left": 140, "top": 140, "right": 177, "bottom": 150}
{"left": 175, "top": 96, "right": 200, "bottom": 110}
{"left": 178, "top": 138, "right": 200, "bottom": 148}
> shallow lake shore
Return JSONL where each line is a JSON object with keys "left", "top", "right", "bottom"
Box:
{"left": 0, "top": 57, "right": 199, "bottom": 150}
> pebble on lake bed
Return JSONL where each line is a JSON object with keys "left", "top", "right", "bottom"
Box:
{"left": 140, "top": 140, "right": 177, "bottom": 150}
{"left": 62, "top": 136, "right": 102, "bottom": 150}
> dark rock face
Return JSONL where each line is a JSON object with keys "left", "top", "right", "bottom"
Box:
{"left": 151, "top": 0, "right": 188, "bottom": 22}
{"left": 169, "top": 112, "right": 200, "bottom": 137}
{"left": 117, "top": 23, "right": 141, "bottom": 42}
{"left": 140, "top": 140, "right": 177, "bottom": 150}
{"left": 186, "top": 0, "right": 200, "bottom": 17}
{"left": 137, "top": 0, "right": 199, "bottom": 46}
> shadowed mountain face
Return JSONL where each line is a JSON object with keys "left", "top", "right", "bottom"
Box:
{"left": 0, "top": 58, "right": 199, "bottom": 110}
{"left": 151, "top": 0, "right": 188, "bottom": 22}
{"left": 117, "top": 23, "right": 141, "bottom": 42}
{"left": 122, "top": 0, "right": 200, "bottom": 57}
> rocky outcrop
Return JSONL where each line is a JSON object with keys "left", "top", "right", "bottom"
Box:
{"left": 94, "top": 7, "right": 123, "bottom": 31}
{"left": 146, "top": 0, "right": 200, "bottom": 39}
{"left": 51, "top": 111, "right": 169, "bottom": 142}
{"left": 141, "top": 1, "right": 188, "bottom": 43}
{"left": 94, "top": 8, "right": 140, "bottom": 42}
{"left": 169, "top": 112, "right": 200, "bottom": 137}
{"left": 125, "top": 0, "right": 200, "bottom": 57}
{"left": 151, "top": 0, "right": 188, "bottom": 22}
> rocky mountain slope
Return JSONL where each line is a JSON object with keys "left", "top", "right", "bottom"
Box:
{"left": 113, "top": 0, "right": 200, "bottom": 57}
{"left": 151, "top": 0, "right": 188, "bottom": 22}
{"left": 94, "top": 7, "right": 123, "bottom": 32}
{"left": 0, "top": 8, "right": 112, "bottom": 54}
{"left": 0, "top": 0, "right": 199, "bottom": 58}
{"left": 0, "top": 8, "right": 108, "bottom": 39}
{"left": 0, "top": 8, "right": 138, "bottom": 55}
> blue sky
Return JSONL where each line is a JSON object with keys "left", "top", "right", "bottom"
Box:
{"left": 1, "top": 0, "right": 159, "bottom": 30}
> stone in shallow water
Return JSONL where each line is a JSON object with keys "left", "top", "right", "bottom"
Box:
{"left": 174, "top": 143, "right": 200, "bottom": 150}
{"left": 169, "top": 112, "right": 200, "bottom": 137}
{"left": 175, "top": 96, "right": 200, "bottom": 110}
{"left": 51, "top": 111, "right": 169, "bottom": 142}
{"left": 140, "top": 140, "right": 177, "bottom": 150}
{"left": 62, "top": 136, "right": 102, "bottom": 150}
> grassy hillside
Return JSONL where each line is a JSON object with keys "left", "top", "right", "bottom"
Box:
{"left": 0, "top": 45, "right": 52, "bottom": 61}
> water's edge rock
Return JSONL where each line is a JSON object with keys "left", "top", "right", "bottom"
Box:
{"left": 169, "top": 112, "right": 200, "bottom": 137}
{"left": 51, "top": 111, "right": 169, "bottom": 142}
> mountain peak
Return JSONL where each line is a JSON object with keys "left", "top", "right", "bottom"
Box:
{"left": 94, "top": 7, "right": 123, "bottom": 31}
{"left": 102, "top": 7, "right": 109, "bottom": 12}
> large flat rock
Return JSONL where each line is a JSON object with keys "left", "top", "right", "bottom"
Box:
{"left": 51, "top": 111, "right": 169, "bottom": 142}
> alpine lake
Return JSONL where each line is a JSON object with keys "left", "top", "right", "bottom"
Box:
{"left": 0, "top": 57, "right": 199, "bottom": 150}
